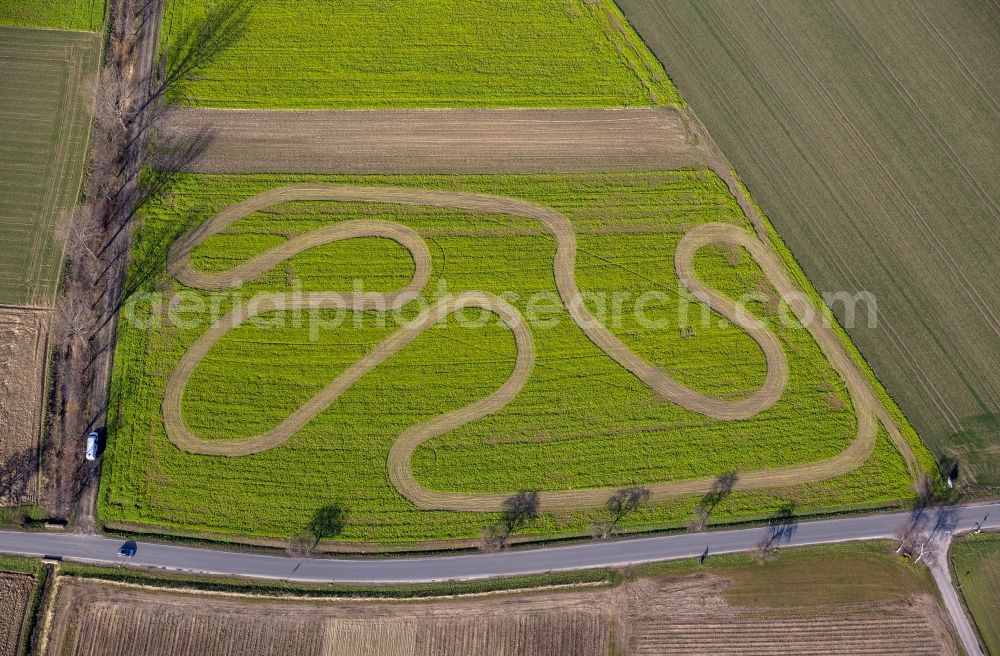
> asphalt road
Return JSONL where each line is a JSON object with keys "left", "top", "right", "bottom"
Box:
{"left": 1, "top": 502, "right": 995, "bottom": 584}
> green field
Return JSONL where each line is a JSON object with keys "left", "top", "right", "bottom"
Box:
{"left": 159, "top": 0, "right": 679, "bottom": 109}
{"left": 98, "top": 171, "right": 929, "bottom": 545}
{"left": 0, "top": 0, "right": 105, "bottom": 31}
{"left": 0, "top": 27, "right": 101, "bottom": 305}
{"left": 950, "top": 532, "right": 1000, "bottom": 655}
{"left": 616, "top": 0, "right": 1000, "bottom": 487}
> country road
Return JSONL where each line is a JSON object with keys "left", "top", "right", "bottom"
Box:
{"left": 2, "top": 503, "right": 995, "bottom": 584}
{"left": 5, "top": 504, "right": 995, "bottom": 653}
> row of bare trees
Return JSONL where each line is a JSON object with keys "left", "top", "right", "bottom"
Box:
{"left": 474, "top": 471, "right": 743, "bottom": 552}
{"left": 43, "top": 0, "right": 248, "bottom": 518}
{"left": 476, "top": 484, "right": 655, "bottom": 552}
{"left": 44, "top": 0, "right": 146, "bottom": 516}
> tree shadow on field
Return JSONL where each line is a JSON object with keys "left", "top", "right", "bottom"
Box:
{"left": 287, "top": 502, "right": 349, "bottom": 556}
{"left": 0, "top": 448, "right": 38, "bottom": 506}
{"left": 117, "top": 126, "right": 217, "bottom": 304}
{"left": 687, "top": 471, "right": 737, "bottom": 532}
{"left": 309, "top": 502, "right": 349, "bottom": 544}
{"left": 481, "top": 490, "right": 540, "bottom": 552}
{"left": 146, "top": 0, "right": 253, "bottom": 109}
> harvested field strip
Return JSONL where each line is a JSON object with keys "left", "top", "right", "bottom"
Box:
{"left": 0, "top": 571, "right": 35, "bottom": 656}
{"left": 162, "top": 185, "right": 907, "bottom": 512}
{"left": 615, "top": 0, "right": 1000, "bottom": 484}
{"left": 160, "top": 0, "right": 679, "bottom": 109}
{"left": 154, "top": 107, "right": 704, "bottom": 174}
{"left": 0, "top": 306, "right": 48, "bottom": 506}
{"left": 633, "top": 615, "right": 949, "bottom": 655}
{"left": 103, "top": 171, "right": 928, "bottom": 542}
{"left": 0, "top": 27, "right": 101, "bottom": 305}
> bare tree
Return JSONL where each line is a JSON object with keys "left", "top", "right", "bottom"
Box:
{"left": 96, "top": 66, "right": 133, "bottom": 134}
{"left": 593, "top": 485, "right": 651, "bottom": 540}
{"left": 687, "top": 504, "right": 711, "bottom": 532}
{"left": 286, "top": 530, "right": 315, "bottom": 557}
{"left": 479, "top": 525, "right": 506, "bottom": 553}
{"left": 53, "top": 295, "right": 95, "bottom": 359}
{"left": 65, "top": 206, "right": 102, "bottom": 263}
{"left": 754, "top": 533, "right": 779, "bottom": 564}
{"left": 480, "top": 490, "right": 540, "bottom": 552}
{"left": 893, "top": 474, "right": 959, "bottom": 561}
{"left": 754, "top": 503, "right": 798, "bottom": 564}
{"left": 894, "top": 520, "right": 922, "bottom": 556}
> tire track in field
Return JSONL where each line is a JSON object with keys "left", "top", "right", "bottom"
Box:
{"left": 163, "top": 184, "right": 913, "bottom": 510}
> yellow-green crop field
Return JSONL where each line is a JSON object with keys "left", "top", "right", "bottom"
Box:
{"left": 0, "top": 0, "right": 104, "bottom": 31}
{"left": 159, "top": 0, "right": 679, "bottom": 109}
{"left": 99, "top": 171, "right": 931, "bottom": 545}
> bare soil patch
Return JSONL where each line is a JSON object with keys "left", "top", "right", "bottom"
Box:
{"left": 0, "top": 306, "right": 47, "bottom": 506}
{"left": 153, "top": 108, "right": 703, "bottom": 174}
{"left": 0, "top": 571, "right": 35, "bottom": 655}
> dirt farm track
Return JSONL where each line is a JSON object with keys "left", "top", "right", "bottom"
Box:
{"left": 162, "top": 184, "right": 919, "bottom": 512}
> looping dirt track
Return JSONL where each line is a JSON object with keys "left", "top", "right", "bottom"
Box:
{"left": 163, "top": 184, "right": 917, "bottom": 511}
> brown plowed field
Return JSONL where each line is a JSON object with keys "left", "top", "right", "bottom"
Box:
{"left": 0, "top": 306, "right": 48, "bottom": 506}
{"left": 163, "top": 185, "right": 917, "bottom": 512}
{"left": 153, "top": 108, "right": 703, "bottom": 174}
{"left": 43, "top": 553, "right": 958, "bottom": 656}
{"left": 0, "top": 571, "right": 34, "bottom": 656}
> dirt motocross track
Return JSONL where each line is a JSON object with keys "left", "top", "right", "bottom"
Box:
{"left": 161, "top": 184, "right": 919, "bottom": 512}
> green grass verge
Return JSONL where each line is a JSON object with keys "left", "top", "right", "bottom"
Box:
{"left": 160, "top": 0, "right": 679, "bottom": 108}
{"left": 0, "top": 553, "right": 43, "bottom": 577}
{"left": 101, "top": 170, "right": 918, "bottom": 546}
{"left": 57, "top": 560, "right": 610, "bottom": 598}
{"left": 0, "top": 0, "right": 104, "bottom": 31}
{"left": 627, "top": 539, "right": 936, "bottom": 603}
{"left": 949, "top": 532, "right": 1000, "bottom": 655}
